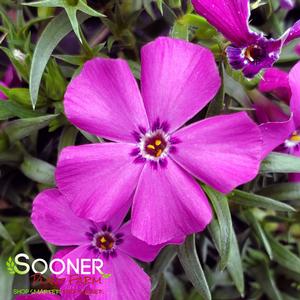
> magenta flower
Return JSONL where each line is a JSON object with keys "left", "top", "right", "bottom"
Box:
{"left": 259, "top": 68, "right": 291, "bottom": 104}
{"left": 256, "top": 63, "right": 300, "bottom": 181}
{"left": 192, "top": 0, "right": 300, "bottom": 78}
{"left": 56, "top": 37, "right": 262, "bottom": 245}
{"left": 0, "top": 65, "right": 20, "bottom": 100}
{"left": 280, "top": 0, "right": 295, "bottom": 10}
{"left": 32, "top": 189, "right": 175, "bottom": 300}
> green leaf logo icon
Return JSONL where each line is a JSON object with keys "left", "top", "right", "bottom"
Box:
{"left": 6, "top": 257, "right": 15, "bottom": 275}
{"left": 102, "top": 273, "right": 112, "bottom": 279}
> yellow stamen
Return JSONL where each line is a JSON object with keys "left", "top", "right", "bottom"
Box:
{"left": 100, "top": 237, "right": 107, "bottom": 243}
{"left": 290, "top": 135, "right": 300, "bottom": 142}
{"left": 155, "top": 139, "right": 162, "bottom": 146}
{"left": 156, "top": 149, "right": 162, "bottom": 157}
{"left": 147, "top": 144, "right": 155, "bottom": 150}
{"left": 100, "top": 245, "right": 106, "bottom": 250}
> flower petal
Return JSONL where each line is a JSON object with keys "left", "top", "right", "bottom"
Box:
{"left": 56, "top": 143, "right": 144, "bottom": 223}
{"left": 64, "top": 58, "right": 149, "bottom": 143}
{"left": 192, "top": 0, "right": 254, "bottom": 45}
{"left": 289, "top": 61, "right": 300, "bottom": 128}
{"left": 141, "top": 37, "right": 220, "bottom": 132}
{"left": 90, "top": 253, "right": 151, "bottom": 300}
{"left": 280, "top": 0, "right": 295, "bottom": 10}
{"left": 131, "top": 159, "right": 212, "bottom": 245}
{"left": 253, "top": 91, "right": 289, "bottom": 123}
{"left": 259, "top": 117, "right": 295, "bottom": 159}
{"left": 171, "top": 112, "right": 262, "bottom": 194}
{"left": 31, "top": 189, "right": 92, "bottom": 246}
{"left": 58, "top": 245, "right": 92, "bottom": 300}
{"left": 283, "top": 20, "right": 300, "bottom": 45}
{"left": 117, "top": 222, "right": 183, "bottom": 262}
{"left": 259, "top": 68, "right": 291, "bottom": 103}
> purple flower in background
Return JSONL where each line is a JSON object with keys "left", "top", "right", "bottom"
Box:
{"left": 256, "top": 62, "right": 300, "bottom": 180}
{"left": 280, "top": 0, "right": 295, "bottom": 10}
{"left": 0, "top": 65, "right": 20, "bottom": 100}
{"left": 56, "top": 37, "right": 262, "bottom": 245}
{"left": 192, "top": 0, "right": 300, "bottom": 78}
{"left": 32, "top": 189, "right": 172, "bottom": 299}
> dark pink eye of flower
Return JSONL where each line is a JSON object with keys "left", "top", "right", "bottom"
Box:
{"left": 244, "top": 45, "right": 266, "bottom": 62}
{"left": 95, "top": 233, "right": 116, "bottom": 251}
{"left": 130, "top": 120, "right": 180, "bottom": 167}
{"left": 140, "top": 130, "right": 170, "bottom": 160}
{"left": 86, "top": 225, "right": 124, "bottom": 259}
{"left": 143, "top": 132, "right": 168, "bottom": 158}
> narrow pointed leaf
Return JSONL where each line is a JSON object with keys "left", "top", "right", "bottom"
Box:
{"left": 4, "top": 114, "right": 58, "bottom": 143}
{"left": 258, "top": 183, "right": 300, "bottom": 201}
{"left": 203, "top": 185, "right": 232, "bottom": 270}
{"left": 29, "top": 11, "right": 89, "bottom": 108}
{"left": 229, "top": 190, "right": 295, "bottom": 212}
{"left": 178, "top": 235, "right": 211, "bottom": 300}
{"left": 20, "top": 155, "right": 55, "bottom": 185}
{"left": 244, "top": 210, "right": 273, "bottom": 259}
{"left": 261, "top": 152, "right": 300, "bottom": 173}
{"left": 267, "top": 233, "right": 300, "bottom": 275}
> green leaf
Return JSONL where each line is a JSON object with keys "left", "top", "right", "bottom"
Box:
{"left": 156, "top": 0, "right": 163, "bottom": 14}
{"left": 0, "top": 223, "right": 15, "bottom": 246}
{"left": 0, "top": 254, "right": 14, "bottom": 300}
{"left": 208, "top": 218, "right": 245, "bottom": 296}
{"left": 25, "top": 0, "right": 104, "bottom": 44}
{"left": 178, "top": 235, "right": 211, "bottom": 300}
{"left": 58, "top": 126, "right": 78, "bottom": 153}
{"left": 267, "top": 233, "right": 300, "bottom": 275}
{"left": 260, "top": 152, "right": 300, "bottom": 173}
{"left": 258, "top": 183, "right": 300, "bottom": 201}
{"left": 20, "top": 154, "right": 55, "bottom": 185}
{"left": 0, "top": 101, "right": 14, "bottom": 120}
{"left": 203, "top": 185, "right": 232, "bottom": 270}
{"left": 165, "top": 271, "right": 186, "bottom": 300}
{"left": 244, "top": 210, "right": 273, "bottom": 259}
{"left": 0, "top": 100, "right": 44, "bottom": 119}
{"left": 227, "top": 230, "right": 245, "bottom": 296}
{"left": 223, "top": 71, "right": 252, "bottom": 107}
{"left": 251, "top": 253, "right": 283, "bottom": 300}
{"left": 151, "top": 273, "right": 166, "bottom": 300}
{"left": 29, "top": 11, "right": 90, "bottom": 108}
{"left": 228, "top": 189, "right": 295, "bottom": 212}
{"left": 171, "top": 21, "right": 189, "bottom": 40}
{"left": 152, "top": 245, "right": 177, "bottom": 275}
{"left": 206, "top": 63, "right": 225, "bottom": 117}
{"left": 4, "top": 114, "right": 58, "bottom": 143}
{"left": 5, "top": 257, "right": 15, "bottom": 275}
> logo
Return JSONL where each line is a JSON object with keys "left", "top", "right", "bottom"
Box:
{"left": 6, "top": 254, "right": 111, "bottom": 278}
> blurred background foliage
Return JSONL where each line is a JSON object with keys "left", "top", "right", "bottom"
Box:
{"left": 0, "top": 0, "right": 300, "bottom": 299}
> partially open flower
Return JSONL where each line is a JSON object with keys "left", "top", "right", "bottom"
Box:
{"left": 192, "top": 0, "right": 300, "bottom": 78}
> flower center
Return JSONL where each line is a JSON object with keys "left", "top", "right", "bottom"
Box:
{"left": 244, "top": 45, "right": 265, "bottom": 62}
{"left": 285, "top": 131, "right": 300, "bottom": 148}
{"left": 95, "top": 233, "right": 115, "bottom": 251}
{"left": 140, "top": 130, "right": 169, "bottom": 160}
